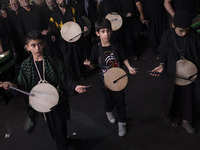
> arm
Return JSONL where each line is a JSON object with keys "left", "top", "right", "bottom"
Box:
{"left": 164, "top": 0, "right": 175, "bottom": 17}
{"left": 123, "top": 59, "right": 137, "bottom": 74}
{"left": 135, "top": 1, "right": 145, "bottom": 23}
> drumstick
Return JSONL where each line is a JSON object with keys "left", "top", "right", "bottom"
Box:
{"left": 148, "top": 71, "right": 196, "bottom": 82}
{"left": 113, "top": 68, "right": 139, "bottom": 83}
{"left": 0, "top": 82, "right": 34, "bottom": 96}
{"left": 69, "top": 25, "right": 92, "bottom": 41}
{"left": 110, "top": 18, "right": 118, "bottom": 21}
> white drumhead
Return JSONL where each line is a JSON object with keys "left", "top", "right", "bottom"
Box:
{"left": 105, "top": 12, "right": 123, "bottom": 31}
{"left": 104, "top": 67, "right": 128, "bottom": 91}
{"left": 61, "top": 21, "right": 82, "bottom": 42}
{"left": 29, "top": 83, "right": 59, "bottom": 112}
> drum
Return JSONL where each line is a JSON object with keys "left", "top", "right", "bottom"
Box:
{"left": 82, "top": 16, "right": 92, "bottom": 37}
{"left": 104, "top": 67, "right": 128, "bottom": 91}
{"left": 105, "top": 12, "right": 123, "bottom": 31}
{"left": 61, "top": 21, "right": 82, "bottom": 42}
{"left": 175, "top": 59, "right": 198, "bottom": 86}
{"left": 0, "top": 50, "right": 15, "bottom": 74}
{"left": 29, "top": 83, "right": 59, "bottom": 113}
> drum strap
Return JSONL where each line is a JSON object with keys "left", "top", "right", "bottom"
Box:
{"left": 33, "top": 59, "right": 47, "bottom": 84}
{"left": 171, "top": 28, "right": 187, "bottom": 58}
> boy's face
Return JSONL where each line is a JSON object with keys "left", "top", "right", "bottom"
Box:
{"left": 172, "top": 23, "right": 190, "bottom": 37}
{"left": 25, "top": 39, "right": 45, "bottom": 56}
{"left": 96, "top": 28, "right": 111, "bottom": 43}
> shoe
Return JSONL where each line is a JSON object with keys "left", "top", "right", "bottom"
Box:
{"left": 106, "top": 112, "right": 115, "bottom": 123}
{"left": 181, "top": 120, "right": 196, "bottom": 134}
{"left": 118, "top": 122, "right": 126, "bottom": 137}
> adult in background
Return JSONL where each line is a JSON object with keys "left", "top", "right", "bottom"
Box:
{"left": 142, "top": 0, "right": 169, "bottom": 59}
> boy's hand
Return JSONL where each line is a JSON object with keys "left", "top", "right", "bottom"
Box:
{"left": 83, "top": 59, "right": 91, "bottom": 66}
{"left": 128, "top": 67, "right": 137, "bottom": 75}
{"left": 150, "top": 65, "right": 164, "bottom": 77}
{"left": 75, "top": 85, "right": 87, "bottom": 93}
{"left": 0, "top": 81, "right": 12, "bottom": 90}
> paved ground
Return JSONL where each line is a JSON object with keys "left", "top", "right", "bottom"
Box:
{"left": 1, "top": 37, "right": 200, "bottom": 150}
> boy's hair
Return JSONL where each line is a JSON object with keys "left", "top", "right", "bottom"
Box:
{"left": 95, "top": 18, "right": 112, "bottom": 32}
{"left": 173, "top": 10, "right": 192, "bottom": 28}
{"left": 25, "top": 30, "right": 44, "bottom": 45}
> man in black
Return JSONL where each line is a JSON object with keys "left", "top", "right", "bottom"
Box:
{"left": 50, "top": 0, "right": 88, "bottom": 81}
{"left": 7, "top": 0, "right": 29, "bottom": 65}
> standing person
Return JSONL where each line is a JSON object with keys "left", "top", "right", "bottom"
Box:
{"left": 84, "top": 18, "right": 137, "bottom": 136}
{"left": 150, "top": 10, "right": 200, "bottom": 134}
{"left": 50, "top": 0, "right": 89, "bottom": 81}
{"left": 0, "top": 30, "right": 88, "bottom": 150}
{"left": 119, "top": 0, "right": 145, "bottom": 60}
{"left": 17, "top": 0, "right": 47, "bottom": 44}
{"left": 164, "top": 0, "right": 198, "bottom": 19}
{"left": 142, "top": 0, "right": 169, "bottom": 59}
{"left": 7, "top": 0, "right": 29, "bottom": 66}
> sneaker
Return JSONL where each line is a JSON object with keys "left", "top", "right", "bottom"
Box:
{"left": 181, "top": 120, "right": 196, "bottom": 134}
{"left": 106, "top": 112, "right": 115, "bottom": 123}
{"left": 118, "top": 122, "right": 126, "bottom": 137}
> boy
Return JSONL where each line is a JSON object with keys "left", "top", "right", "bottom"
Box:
{"left": 0, "top": 30, "right": 87, "bottom": 150}
{"left": 84, "top": 18, "right": 137, "bottom": 136}
{"left": 151, "top": 10, "right": 200, "bottom": 134}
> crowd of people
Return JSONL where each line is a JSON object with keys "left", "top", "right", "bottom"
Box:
{"left": 0, "top": 0, "right": 200, "bottom": 150}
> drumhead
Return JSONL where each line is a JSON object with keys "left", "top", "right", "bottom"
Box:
{"left": 0, "top": 51, "right": 10, "bottom": 59}
{"left": 105, "top": 12, "right": 123, "bottom": 31}
{"left": 175, "top": 59, "right": 198, "bottom": 86}
{"left": 104, "top": 67, "right": 128, "bottom": 91}
{"left": 29, "top": 83, "right": 59, "bottom": 112}
{"left": 61, "top": 21, "right": 82, "bottom": 42}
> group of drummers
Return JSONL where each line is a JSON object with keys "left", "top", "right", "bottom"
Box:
{"left": 0, "top": 0, "right": 200, "bottom": 150}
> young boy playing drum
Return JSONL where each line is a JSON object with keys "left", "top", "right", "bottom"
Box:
{"left": 0, "top": 30, "right": 87, "bottom": 150}
{"left": 84, "top": 18, "right": 137, "bottom": 136}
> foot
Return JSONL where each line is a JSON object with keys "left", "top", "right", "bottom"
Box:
{"left": 106, "top": 112, "right": 116, "bottom": 124}
{"left": 118, "top": 122, "right": 126, "bottom": 137}
{"left": 181, "top": 120, "right": 196, "bottom": 134}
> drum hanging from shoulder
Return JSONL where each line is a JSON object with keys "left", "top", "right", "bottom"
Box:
{"left": 29, "top": 83, "right": 59, "bottom": 113}
{"left": 61, "top": 21, "right": 82, "bottom": 42}
{"left": 105, "top": 12, "right": 123, "bottom": 31}
{"left": 175, "top": 59, "right": 198, "bottom": 86}
{"left": 104, "top": 67, "right": 128, "bottom": 91}
{"left": 0, "top": 50, "right": 15, "bottom": 74}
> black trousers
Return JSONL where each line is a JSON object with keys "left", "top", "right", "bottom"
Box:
{"left": 45, "top": 104, "right": 68, "bottom": 150}
{"left": 100, "top": 81, "right": 126, "bottom": 122}
{"left": 170, "top": 84, "right": 194, "bottom": 124}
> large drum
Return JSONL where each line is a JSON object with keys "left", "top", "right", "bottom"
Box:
{"left": 105, "top": 12, "right": 123, "bottom": 31}
{"left": 175, "top": 59, "right": 198, "bottom": 86}
{"left": 0, "top": 50, "right": 15, "bottom": 74}
{"left": 61, "top": 21, "right": 82, "bottom": 42}
{"left": 29, "top": 83, "right": 59, "bottom": 113}
{"left": 104, "top": 67, "right": 128, "bottom": 91}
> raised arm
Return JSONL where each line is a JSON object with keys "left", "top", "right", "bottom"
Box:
{"left": 164, "top": 0, "right": 175, "bottom": 17}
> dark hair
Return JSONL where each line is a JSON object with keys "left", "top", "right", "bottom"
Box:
{"left": 25, "top": 30, "right": 44, "bottom": 45}
{"left": 95, "top": 18, "right": 112, "bottom": 32}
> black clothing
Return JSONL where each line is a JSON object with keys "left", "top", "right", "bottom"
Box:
{"left": 158, "top": 28, "right": 200, "bottom": 123}
{"left": 90, "top": 43, "right": 127, "bottom": 122}
{"left": 172, "top": 0, "right": 198, "bottom": 18}
{"left": 7, "top": 9, "right": 29, "bottom": 65}
{"left": 50, "top": 4, "right": 87, "bottom": 81}
{"left": 17, "top": 5, "right": 45, "bottom": 44}
{"left": 119, "top": 0, "right": 143, "bottom": 57}
{"left": 142, "top": 0, "right": 169, "bottom": 56}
